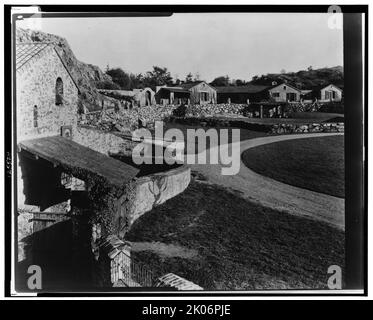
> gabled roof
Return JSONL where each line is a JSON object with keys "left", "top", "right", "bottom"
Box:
{"left": 178, "top": 81, "right": 204, "bottom": 89}
{"left": 16, "top": 42, "right": 80, "bottom": 92}
{"left": 215, "top": 84, "right": 269, "bottom": 94}
{"left": 158, "top": 87, "right": 189, "bottom": 93}
{"left": 16, "top": 42, "right": 50, "bottom": 70}
{"left": 162, "top": 81, "right": 215, "bottom": 92}
{"left": 321, "top": 84, "right": 343, "bottom": 91}
{"left": 268, "top": 82, "right": 302, "bottom": 92}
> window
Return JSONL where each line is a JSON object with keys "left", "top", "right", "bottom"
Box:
{"left": 33, "top": 105, "right": 38, "bottom": 128}
{"left": 55, "top": 77, "right": 64, "bottom": 105}
{"left": 200, "top": 92, "right": 209, "bottom": 102}
{"left": 286, "top": 92, "right": 297, "bottom": 101}
{"left": 283, "top": 86, "right": 286, "bottom": 90}
{"left": 272, "top": 92, "right": 280, "bottom": 98}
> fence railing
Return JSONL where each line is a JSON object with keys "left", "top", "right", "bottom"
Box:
{"left": 111, "top": 250, "right": 156, "bottom": 287}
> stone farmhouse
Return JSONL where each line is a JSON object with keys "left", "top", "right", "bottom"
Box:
{"left": 15, "top": 42, "right": 191, "bottom": 287}
{"left": 155, "top": 81, "right": 217, "bottom": 105}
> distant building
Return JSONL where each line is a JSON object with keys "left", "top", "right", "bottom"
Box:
{"left": 215, "top": 85, "right": 270, "bottom": 104}
{"left": 98, "top": 87, "right": 155, "bottom": 107}
{"left": 268, "top": 83, "right": 303, "bottom": 102}
{"left": 320, "top": 84, "right": 343, "bottom": 102}
{"left": 155, "top": 81, "right": 217, "bottom": 105}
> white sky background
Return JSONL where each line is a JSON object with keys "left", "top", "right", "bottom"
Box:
{"left": 17, "top": 13, "right": 343, "bottom": 82}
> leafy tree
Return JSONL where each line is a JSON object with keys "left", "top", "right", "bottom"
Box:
{"left": 235, "top": 79, "right": 246, "bottom": 86}
{"left": 143, "top": 66, "right": 173, "bottom": 90}
{"left": 210, "top": 75, "right": 230, "bottom": 87}
{"left": 193, "top": 72, "right": 200, "bottom": 82}
{"left": 185, "top": 72, "right": 193, "bottom": 83}
{"left": 106, "top": 68, "right": 132, "bottom": 89}
{"left": 96, "top": 79, "right": 121, "bottom": 90}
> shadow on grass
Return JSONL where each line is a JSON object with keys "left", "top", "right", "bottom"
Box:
{"left": 126, "top": 180, "right": 345, "bottom": 290}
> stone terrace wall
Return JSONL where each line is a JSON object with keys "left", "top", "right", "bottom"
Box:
{"left": 185, "top": 103, "right": 246, "bottom": 117}
{"left": 270, "top": 122, "right": 344, "bottom": 134}
{"left": 73, "top": 125, "right": 136, "bottom": 155}
{"left": 79, "top": 105, "right": 177, "bottom": 132}
{"left": 170, "top": 116, "right": 344, "bottom": 134}
{"left": 116, "top": 165, "right": 191, "bottom": 235}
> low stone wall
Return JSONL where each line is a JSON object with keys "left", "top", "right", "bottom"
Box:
{"left": 270, "top": 122, "right": 344, "bottom": 134}
{"left": 169, "top": 116, "right": 271, "bottom": 132}
{"left": 185, "top": 103, "right": 246, "bottom": 117}
{"left": 115, "top": 165, "right": 191, "bottom": 232}
{"left": 170, "top": 116, "right": 345, "bottom": 135}
{"left": 73, "top": 125, "right": 136, "bottom": 155}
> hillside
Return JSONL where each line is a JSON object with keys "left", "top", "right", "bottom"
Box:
{"left": 16, "top": 28, "right": 118, "bottom": 111}
{"left": 250, "top": 66, "right": 344, "bottom": 90}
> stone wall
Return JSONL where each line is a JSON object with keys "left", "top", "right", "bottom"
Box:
{"left": 16, "top": 45, "right": 79, "bottom": 211}
{"left": 16, "top": 45, "right": 79, "bottom": 141}
{"left": 185, "top": 103, "right": 246, "bottom": 117}
{"left": 170, "top": 116, "right": 345, "bottom": 135}
{"left": 73, "top": 125, "right": 136, "bottom": 155}
{"left": 79, "top": 105, "right": 177, "bottom": 132}
{"left": 115, "top": 165, "right": 191, "bottom": 236}
{"left": 270, "top": 122, "right": 345, "bottom": 134}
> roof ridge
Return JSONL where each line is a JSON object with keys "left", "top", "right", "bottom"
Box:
{"left": 16, "top": 42, "right": 53, "bottom": 45}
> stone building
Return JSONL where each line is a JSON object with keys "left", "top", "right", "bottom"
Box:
{"left": 15, "top": 42, "right": 191, "bottom": 288}
{"left": 16, "top": 42, "right": 80, "bottom": 141}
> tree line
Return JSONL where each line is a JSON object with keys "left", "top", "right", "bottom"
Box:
{"left": 96, "top": 65, "right": 251, "bottom": 91}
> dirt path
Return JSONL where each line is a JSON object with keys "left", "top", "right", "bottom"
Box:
{"left": 129, "top": 241, "right": 199, "bottom": 259}
{"left": 189, "top": 133, "right": 345, "bottom": 230}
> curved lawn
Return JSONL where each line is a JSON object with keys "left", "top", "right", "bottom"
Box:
{"left": 241, "top": 135, "right": 344, "bottom": 198}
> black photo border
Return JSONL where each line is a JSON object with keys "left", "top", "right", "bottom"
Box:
{"left": 3, "top": 4, "right": 368, "bottom": 298}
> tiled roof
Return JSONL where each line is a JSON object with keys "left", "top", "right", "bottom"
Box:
{"left": 16, "top": 42, "right": 51, "bottom": 70}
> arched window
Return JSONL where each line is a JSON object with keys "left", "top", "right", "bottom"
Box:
{"left": 55, "top": 77, "right": 64, "bottom": 105}
{"left": 33, "top": 105, "right": 38, "bottom": 128}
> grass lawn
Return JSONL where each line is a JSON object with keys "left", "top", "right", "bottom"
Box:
{"left": 126, "top": 179, "right": 345, "bottom": 290}
{"left": 241, "top": 135, "right": 344, "bottom": 198}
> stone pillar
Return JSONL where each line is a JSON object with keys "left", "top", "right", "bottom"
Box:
{"left": 260, "top": 105, "right": 263, "bottom": 118}
{"left": 95, "top": 235, "right": 132, "bottom": 287}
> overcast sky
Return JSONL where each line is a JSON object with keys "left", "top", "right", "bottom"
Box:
{"left": 18, "top": 13, "right": 343, "bottom": 82}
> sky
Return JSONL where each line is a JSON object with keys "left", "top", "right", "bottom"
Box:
{"left": 17, "top": 13, "right": 343, "bottom": 82}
